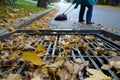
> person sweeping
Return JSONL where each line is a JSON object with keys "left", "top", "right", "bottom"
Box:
{"left": 73, "top": 0, "right": 95, "bottom": 24}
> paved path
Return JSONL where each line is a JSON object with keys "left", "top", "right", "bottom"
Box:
{"left": 50, "top": 2, "right": 120, "bottom": 34}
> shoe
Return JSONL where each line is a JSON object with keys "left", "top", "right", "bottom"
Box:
{"left": 79, "top": 20, "right": 85, "bottom": 22}
{"left": 87, "top": 21, "right": 94, "bottom": 24}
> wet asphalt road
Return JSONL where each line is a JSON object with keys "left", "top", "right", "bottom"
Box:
{"left": 93, "top": 7, "right": 120, "bottom": 33}
{"left": 50, "top": 2, "right": 120, "bottom": 34}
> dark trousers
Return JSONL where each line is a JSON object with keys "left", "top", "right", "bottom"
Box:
{"left": 79, "top": 5, "right": 93, "bottom": 22}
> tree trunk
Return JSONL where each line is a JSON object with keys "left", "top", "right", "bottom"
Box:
{"left": 114, "top": 0, "right": 119, "bottom": 6}
{"left": 119, "top": 0, "right": 120, "bottom": 5}
{"left": 106, "top": 0, "right": 109, "bottom": 5}
{"left": 37, "top": 0, "right": 47, "bottom": 8}
{"left": 109, "top": 0, "right": 114, "bottom": 5}
{"left": 47, "top": 0, "right": 50, "bottom": 4}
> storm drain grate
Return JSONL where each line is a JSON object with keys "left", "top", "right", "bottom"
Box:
{"left": 0, "top": 30, "right": 120, "bottom": 80}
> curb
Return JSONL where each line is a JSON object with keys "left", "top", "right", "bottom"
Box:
{"left": 0, "top": 7, "right": 55, "bottom": 34}
{"left": 12, "top": 7, "right": 55, "bottom": 28}
{"left": 0, "top": 28, "right": 8, "bottom": 34}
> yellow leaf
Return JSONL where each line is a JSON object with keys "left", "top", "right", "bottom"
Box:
{"left": 55, "top": 55, "right": 69, "bottom": 61}
{"left": 31, "top": 23, "right": 35, "bottom": 28}
{"left": 86, "top": 69, "right": 113, "bottom": 80}
{"left": 22, "top": 52, "right": 45, "bottom": 66}
{"left": 0, "top": 42, "right": 3, "bottom": 50}
{"left": 35, "top": 44, "right": 46, "bottom": 54}
{"left": 9, "top": 53, "right": 19, "bottom": 60}
{"left": 9, "top": 18, "right": 15, "bottom": 22}
{"left": 61, "top": 50, "right": 69, "bottom": 55}
{"left": 8, "top": 26, "right": 15, "bottom": 31}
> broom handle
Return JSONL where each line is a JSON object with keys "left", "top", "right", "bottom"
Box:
{"left": 63, "top": 4, "right": 73, "bottom": 14}
{"left": 65, "top": 8, "right": 74, "bottom": 15}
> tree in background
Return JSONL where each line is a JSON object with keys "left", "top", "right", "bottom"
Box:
{"left": 97, "top": 0, "right": 120, "bottom": 6}
{"left": 97, "top": 0, "right": 109, "bottom": 5}
{"left": 37, "top": 0, "right": 48, "bottom": 8}
{"left": 37, "top": 0, "right": 58, "bottom": 8}
{"left": 49, "top": 0, "right": 58, "bottom": 2}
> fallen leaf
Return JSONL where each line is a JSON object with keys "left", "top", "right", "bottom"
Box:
{"left": 64, "top": 44, "right": 73, "bottom": 49}
{"left": 85, "top": 69, "right": 113, "bottom": 80}
{"left": 0, "top": 23, "right": 5, "bottom": 27}
{"left": 55, "top": 55, "right": 69, "bottom": 61}
{"left": 44, "top": 36, "right": 51, "bottom": 41}
{"left": 59, "top": 40, "right": 69, "bottom": 46}
{"left": 9, "top": 52, "right": 19, "bottom": 60}
{"left": 31, "top": 23, "right": 35, "bottom": 28}
{"left": 101, "top": 64, "right": 112, "bottom": 70}
{"left": 79, "top": 43, "right": 88, "bottom": 50}
{"left": 31, "top": 75, "right": 41, "bottom": 80}
{"left": 8, "top": 26, "right": 16, "bottom": 31}
{"left": 116, "top": 70, "right": 120, "bottom": 74}
{"left": 0, "top": 42, "right": 3, "bottom": 50}
{"left": 7, "top": 74, "right": 22, "bottom": 80}
{"left": 22, "top": 52, "right": 45, "bottom": 66}
{"left": 1, "top": 51, "right": 9, "bottom": 59}
{"left": 35, "top": 44, "right": 46, "bottom": 54}
{"left": 109, "top": 58, "right": 120, "bottom": 69}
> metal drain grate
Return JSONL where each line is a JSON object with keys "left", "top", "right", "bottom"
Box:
{"left": 0, "top": 30, "right": 120, "bottom": 80}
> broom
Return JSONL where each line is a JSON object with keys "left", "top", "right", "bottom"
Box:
{"left": 54, "top": 4, "right": 74, "bottom": 21}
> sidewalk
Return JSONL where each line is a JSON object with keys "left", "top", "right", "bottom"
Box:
{"left": 49, "top": 2, "right": 120, "bottom": 34}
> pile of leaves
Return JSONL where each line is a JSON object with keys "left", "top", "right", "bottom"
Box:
{"left": 19, "top": 9, "right": 58, "bottom": 30}
{"left": 0, "top": 7, "right": 31, "bottom": 29}
{"left": 23, "top": 52, "right": 89, "bottom": 80}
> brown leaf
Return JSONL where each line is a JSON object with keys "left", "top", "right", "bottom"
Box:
{"left": 35, "top": 44, "right": 46, "bottom": 54}
{"left": 0, "top": 42, "right": 3, "bottom": 50}
{"left": 8, "top": 26, "right": 16, "bottom": 31}
{"left": 7, "top": 74, "right": 22, "bottom": 80}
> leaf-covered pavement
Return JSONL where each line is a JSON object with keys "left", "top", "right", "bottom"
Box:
{"left": 0, "top": 8, "right": 58, "bottom": 32}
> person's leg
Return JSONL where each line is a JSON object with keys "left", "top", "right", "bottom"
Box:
{"left": 86, "top": 5, "right": 94, "bottom": 24}
{"left": 79, "top": 5, "right": 85, "bottom": 22}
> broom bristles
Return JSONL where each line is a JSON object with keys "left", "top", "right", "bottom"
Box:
{"left": 54, "top": 14, "right": 67, "bottom": 20}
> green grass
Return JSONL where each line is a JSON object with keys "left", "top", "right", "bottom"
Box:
{"left": 0, "top": 0, "right": 48, "bottom": 19}
{"left": 15, "top": 0, "right": 47, "bottom": 13}
{"left": 0, "top": 5, "right": 10, "bottom": 19}
{"left": 48, "top": 3, "right": 54, "bottom": 6}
